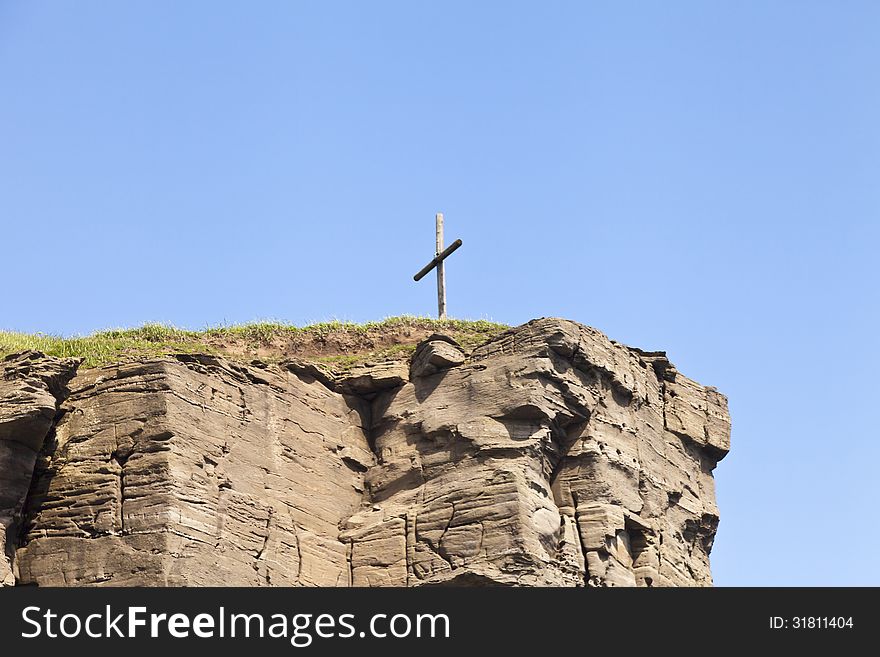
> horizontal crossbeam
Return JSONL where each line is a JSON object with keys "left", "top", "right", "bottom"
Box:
{"left": 413, "top": 239, "right": 463, "bottom": 281}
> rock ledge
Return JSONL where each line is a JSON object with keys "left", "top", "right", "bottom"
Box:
{"left": 0, "top": 319, "right": 729, "bottom": 587}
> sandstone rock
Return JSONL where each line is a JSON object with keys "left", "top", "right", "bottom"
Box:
{"left": 336, "top": 361, "right": 410, "bottom": 397}
{"left": 15, "top": 354, "right": 373, "bottom": 586}
{"left": 409, "top": 335, "right": 466, "bottom": 378}
{"left": 0, "top": 351, "right": 79, "bottom": 585}
{"left": 2, "top": 318, "right": 730, "bottom": 587}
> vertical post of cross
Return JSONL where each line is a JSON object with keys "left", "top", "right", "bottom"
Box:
{"left": 413, "top": 214, "right": 461, "bottom": 318}
{"left": 435, "top": 212, "right": 447, "bottom": 320}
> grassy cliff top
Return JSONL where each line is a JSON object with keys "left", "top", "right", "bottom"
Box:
{"left": 0, "top": 317, "right": 510, "bottom": 369}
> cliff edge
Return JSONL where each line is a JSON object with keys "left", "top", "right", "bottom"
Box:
{"left": 0, "top": 318, "right": 730, "bottom": 587}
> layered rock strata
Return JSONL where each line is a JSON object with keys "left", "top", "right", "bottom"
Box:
{"left": 0, "top": 319, "right": 730, "bottom": 587}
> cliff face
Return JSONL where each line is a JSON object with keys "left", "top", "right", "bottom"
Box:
{"left": 0, "top": 319, "right": 730, "bottom": 587}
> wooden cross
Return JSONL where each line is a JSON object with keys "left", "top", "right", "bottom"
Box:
{"left": 413, "top": 213, "right": 462, "bottom": 320}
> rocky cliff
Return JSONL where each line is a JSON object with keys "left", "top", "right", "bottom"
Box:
{"left": 0, "top": 319, "right": 729, "bottom": 587}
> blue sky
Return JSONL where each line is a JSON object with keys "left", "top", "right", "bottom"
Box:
{"left": 1, "top": 2, "right": 877, "bottom": 585}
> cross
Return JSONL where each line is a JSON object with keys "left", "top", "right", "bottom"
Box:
{"left": 413, "top": 213, "right": 462, "bottom": 320}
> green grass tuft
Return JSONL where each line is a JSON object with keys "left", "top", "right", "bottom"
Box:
{"left": 0, "top": 316, "right": 509, "bottom": 369}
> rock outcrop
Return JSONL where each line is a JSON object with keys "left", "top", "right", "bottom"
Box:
{"left": 0, "top": 351, "right": 80, "bottom": 585}
{"left": 0, "top": 319, "right": 730, "bottom": 587}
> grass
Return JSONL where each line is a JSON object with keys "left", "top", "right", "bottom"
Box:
{"left": 315, "top": 342, "right": 420, "bottom": 369}
{"left": 0, "top": 328, "right": 221, "bottom": 368}
{"left": 0, "top": 316, "right": 510, "bottom": 369}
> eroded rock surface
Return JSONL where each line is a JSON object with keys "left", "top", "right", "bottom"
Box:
{"left": 0, "top": 351, "right": 79, "bottom": 585}
{"left": 2, "top": 319, "right": 730, "bottom": 586}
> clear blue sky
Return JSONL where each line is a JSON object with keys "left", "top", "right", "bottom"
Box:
{"left": 1, "top": 2, "right": 877, "bottom": 585}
